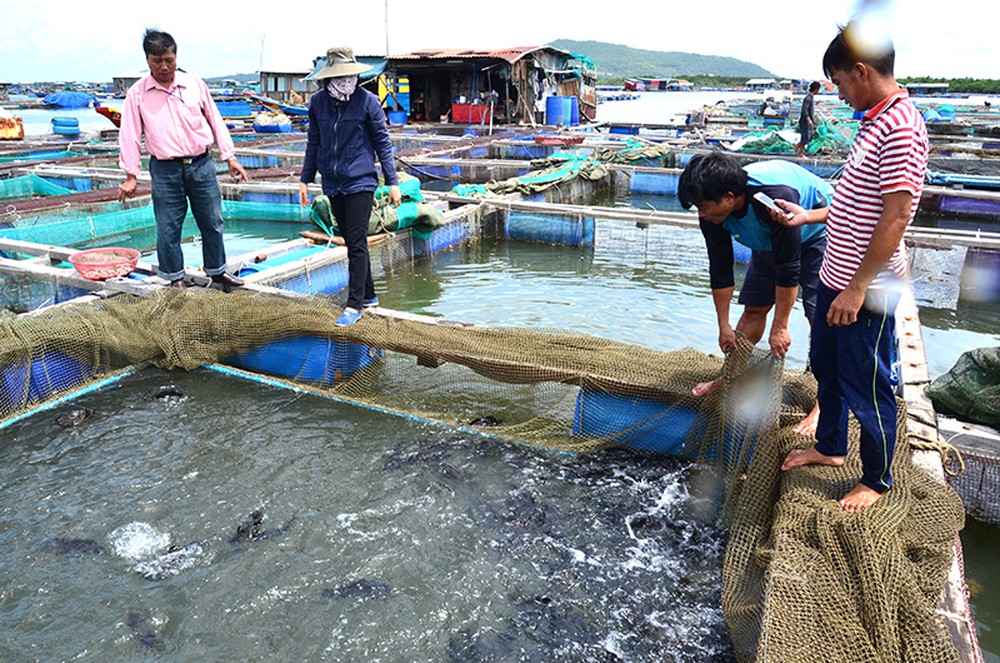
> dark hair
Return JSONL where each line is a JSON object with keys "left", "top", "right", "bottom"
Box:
{"left": 822, "top": 22, "right": 894, "bottom": 78}
{"left": 677, "top": 152, "right": 747, "bottom": 209}
{"left": 143, "top": 29, "right": 177, "bottom": 57}
{"left": 809, "top": 81, "right": 821, "bottom": 93}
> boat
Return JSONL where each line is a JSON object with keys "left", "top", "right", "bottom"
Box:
{"left": 253, "top": 111, "right": 293, "bottom": 134}
{"left": 94, "top": 105, "right": 121, "bottom": 128}
{"left": 42, "top": 91, "right": 95, "bottom": 109}
{"left": 247, "top": 93, "right": 308, "bottom": 117}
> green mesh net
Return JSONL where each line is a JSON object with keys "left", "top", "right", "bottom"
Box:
{"left": 927, "top": 346, "right": 1000, "bottom": 428}
{"left": 0, "top": 174, "right": 75, "bottom": 201}
{"left": 805, "top": 121, "right": 857, "bottom": 155}
{"left": 1, "top": 200, "right": 309, "bottom": 247}
{"left": 738, "top": 131, "right": 796, "bottom": 154}
{"left": 0, "top": 149, "right": 88, "bottom": 163}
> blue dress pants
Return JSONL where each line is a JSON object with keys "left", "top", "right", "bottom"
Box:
{"left": 810, "top": 283, "right": 900, "bottom": 493}
{"left": 149, "top": 153, "right": 228, "bottom": 281}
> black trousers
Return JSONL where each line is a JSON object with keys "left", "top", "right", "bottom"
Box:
{"left": 330, "top": 191, "right": 376, "bottom": 309}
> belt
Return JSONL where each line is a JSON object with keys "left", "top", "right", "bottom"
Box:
{"left": 155, "top": 150, "right": 209, "bottom": 164}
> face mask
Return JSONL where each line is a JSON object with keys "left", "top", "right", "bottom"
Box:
{"left": 326, "top": 76, "right": 358, "bottom": 102}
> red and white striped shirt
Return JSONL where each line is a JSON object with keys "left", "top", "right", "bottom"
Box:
{"left": 819, "top": 90, "right": 929, "bottom": 291}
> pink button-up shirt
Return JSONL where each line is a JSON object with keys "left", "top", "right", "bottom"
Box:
{"left": 118, "top": 70, "right": 236, "bottom": 177}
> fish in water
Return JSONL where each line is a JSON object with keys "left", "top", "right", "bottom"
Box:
{"left": 321, "top": 578, "right": 392, "bottom": 601}
{"left": 468, "top": 415, "right": 502, "bottom": 427}
{"left": 142, "top": 384, "right": 185, "bottom": 401}
{"left": 55, "top": 407, "right": 93, "bottom": 428}
{"left": 40, "top": 537, "right": 103, "bottom": 556}
{"left": 127, "top": 612, "right": 165, "bottom": 651}
{"left": 228, "top": 510, "right": 296, "bottom": 544}
{"left": 132, "top": 542, "right": 204, "bottom": 581}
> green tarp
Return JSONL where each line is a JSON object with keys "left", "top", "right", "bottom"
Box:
{"left": 927, "top": 346, "right": 1000, "bottom": 428}
{"left": 310, "top": 176, "right": 445, "bottom": 241}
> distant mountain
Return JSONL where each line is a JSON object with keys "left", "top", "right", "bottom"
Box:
{"left": 549, "top": 39, "right": 775, "bottom": 80}
{"left": 204, "top": 73, "right": 258, "bottom": 84}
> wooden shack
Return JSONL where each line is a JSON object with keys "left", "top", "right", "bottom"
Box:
{"left": 383, "top": 46, "right": 596, "bottom": 125}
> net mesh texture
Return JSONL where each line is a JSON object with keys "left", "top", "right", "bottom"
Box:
{"left": 0, "top": 288, "right": 967, "bottom": 662}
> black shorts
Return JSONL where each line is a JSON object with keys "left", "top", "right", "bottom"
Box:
{"left": 798, "top": 121, "right": 812, "bottom": 145}
{"left": 737, "top": 237, "right": 826, "bottom": 321}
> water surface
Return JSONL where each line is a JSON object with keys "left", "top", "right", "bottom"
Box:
{"left": 1, "top": 370, "right": 733, "bottom": 661}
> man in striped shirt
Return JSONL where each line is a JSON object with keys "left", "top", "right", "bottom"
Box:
{"left": 778, "top": 21, "right": 929, "bottom": 512}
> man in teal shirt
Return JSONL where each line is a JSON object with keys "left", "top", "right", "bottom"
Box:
{"left": 678, "top": 152, "right": 833, "bottom": 433}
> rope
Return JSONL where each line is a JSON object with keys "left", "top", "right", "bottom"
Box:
{"left": 908, "top": 431, "right": 966, "bottom": 478}
{"left": 394, "top": 155, "right": 452, "bottom": 182}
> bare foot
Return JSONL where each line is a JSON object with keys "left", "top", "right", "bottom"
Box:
{"left": 692, "top": 377, "right": 722, "bottom": 397}
{"left": 780, "top": 447, "right": 845, "bottom": 472}
{"left": 839, "top": 484, "right": 885, "bottom": 512}
{"left": 792, "top": 400, "right": 821, "bottom": 437}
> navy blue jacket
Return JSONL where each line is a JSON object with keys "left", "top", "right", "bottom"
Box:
{"left": 300, "top": 86, "right": 398, "bottom": 195}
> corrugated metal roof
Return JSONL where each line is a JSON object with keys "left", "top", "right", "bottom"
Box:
{"left": 389, "top": 46, "right": 546, "bottom": 64}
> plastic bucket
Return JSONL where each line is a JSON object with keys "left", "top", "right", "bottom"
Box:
{"left": 387, "top": 110, "right": 407, "bottom": 126}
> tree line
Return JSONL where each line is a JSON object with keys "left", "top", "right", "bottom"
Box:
{"left": 597, "top": 74, "right": 1000, "bottom": 94}
{"left": 898, "top": 77, "right": 1000, "bottom": 94}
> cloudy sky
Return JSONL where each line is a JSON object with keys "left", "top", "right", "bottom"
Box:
{"left": 0, "top": 0, "right": 992, "bottom": 83}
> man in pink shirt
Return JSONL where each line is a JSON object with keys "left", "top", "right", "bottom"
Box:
{"left": 117, "top": 29, "right": 247, "bottom": 290}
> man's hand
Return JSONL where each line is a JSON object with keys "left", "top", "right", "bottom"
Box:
{"left": 771, "top": 200, "right": 808, "bottom": 227}
{"left": 117, "top": 175, "right": 138, "bottom": 203}
{"left": 388, "top": 184, "right": 402, "bottom": 208}
{"left": 228, "top": 158, "right": 248, "bottom": 182}
{"left": 719, "top": 324, "right": 737, "bottom": 354}
{"left": 769, "top": 324, "right": 792, "bottom": 357}
{"left": 827, "top": 286, "right": 866, "bottom": 326}
{"left": 298, "top": 182, "right": 310, "bottom": 208}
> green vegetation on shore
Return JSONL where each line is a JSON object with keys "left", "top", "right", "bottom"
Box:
{"left": 549, "top": 39, "right": 773, "bottom": 81}
{"left": 900, "top": 77, "right": 1000, "bottom": 95}
{"left": 551, "top": 39, "right": 1000, "bottom": 93}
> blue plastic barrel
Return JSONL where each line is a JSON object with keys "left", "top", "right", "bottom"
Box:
{"left": 545, "top": 96, "right": 574, "bottom": 126}
{"left": 545, "top": 96, "right": 565, "bottom": 126}
{"left": 569, "top": 96, "right": 580, "bottom": 125}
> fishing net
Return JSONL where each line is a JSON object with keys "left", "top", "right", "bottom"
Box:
{"left": 0, "top": 288, "right": 741, "bottom": 455}
{"left": 737, "top": 131, "right": 796, "bottom": 154}
{"left": 724, "top": 402, "right": 966, "bottom": 662}
{"left": 310, "top": 175, "right": 446, "bottom": 240}
{"left": 451, "top": 156, "right": 610, "bottom": 197}
{"left": 0, "top": 200, "right": 309, "bottom": 247}
{"left": 0, "top": 286, "right": 967, "bottom": 662}
{"left": 0, "top": 149, "right": 89, "bottom": 163}
{"left": 926, "top": 346, "right": 1000, "bottom": 428}
{"left": 0, "top": 174, "right": 74, "bottom": 201}
{"left": 805, "top": 121, "right": 856, "bottom": 156}
{"left": 591, "top": 138, "right": 674, "bottom": 166}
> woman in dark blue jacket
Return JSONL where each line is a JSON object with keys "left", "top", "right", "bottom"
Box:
{"left": 298, "top": 46, "right": 401, "bottom": 326}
